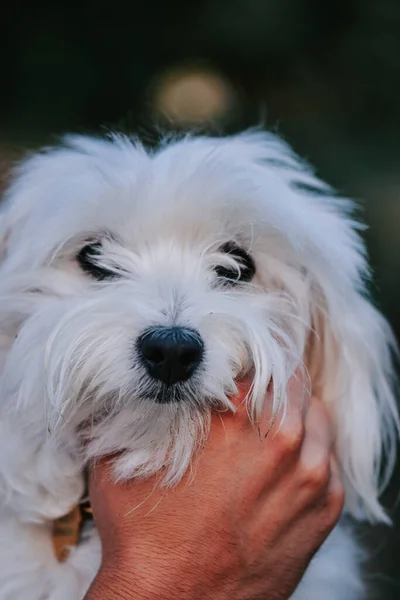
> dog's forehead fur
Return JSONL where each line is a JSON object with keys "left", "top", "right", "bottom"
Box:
{"left": 1, "top": 131, "right": 363, "bottom": 292}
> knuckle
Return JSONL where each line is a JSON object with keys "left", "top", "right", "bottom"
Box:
{"left": 275, "top": 420, "right": 304, "bottom": 455}
{"left": 301, "top": 457, "right": 331, "bottom": 491}
{"left": 322, "top": 499, "right": 344, "bottom": 530}
{"left": 327, "top": 481, "right": 345, "bottom": 516}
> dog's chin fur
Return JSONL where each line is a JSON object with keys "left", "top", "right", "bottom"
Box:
{"left": 0, "top": 130, "right": 398, "bottom": 599}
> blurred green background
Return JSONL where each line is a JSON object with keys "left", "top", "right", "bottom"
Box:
{"left": 2, "top": 1, "right": 400, "bottom": 597}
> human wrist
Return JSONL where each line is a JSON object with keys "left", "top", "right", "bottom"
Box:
{"left": 84, "top": 563, "right": 138, "bottom": 600}
{"left": 85, "top": 558, "right": 193, "bottom": 600}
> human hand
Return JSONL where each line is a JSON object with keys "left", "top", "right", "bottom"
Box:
{"left": 85, "top": 373, "right": 344, "bottom": 600}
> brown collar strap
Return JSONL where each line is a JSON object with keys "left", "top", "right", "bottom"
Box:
{"left": 52, "top": 472, "right": 93, "bottom": 562}
{"left": 52, "top": 500, "right": 93, "bottom": 562}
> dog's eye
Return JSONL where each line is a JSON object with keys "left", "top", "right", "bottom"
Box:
{"left": 77, "top": 242, "right": 116, "bottom": 281}
{"left": 214, "top": 242, "right": 255, "bottom": 283}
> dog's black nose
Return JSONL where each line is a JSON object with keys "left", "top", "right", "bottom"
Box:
{"left": 137, "top": 326, "right": 204, "bottom": 386}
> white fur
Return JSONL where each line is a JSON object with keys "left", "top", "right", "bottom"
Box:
{"left": 0, "top": 130, "right": 397, "bottom": 598}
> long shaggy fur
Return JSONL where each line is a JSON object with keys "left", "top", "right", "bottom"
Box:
{"left": 0, "top": 130, "right": 397, "bottom": 599}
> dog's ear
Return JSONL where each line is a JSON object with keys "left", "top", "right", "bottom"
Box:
{"left": 227, "top": 130, "right": 399, "bottom": 523}
{"left": 305, "top": 282, "right": 398, "bottom": 523}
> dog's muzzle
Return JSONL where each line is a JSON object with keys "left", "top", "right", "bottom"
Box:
{"left": 137, "top": 326, "right": 204, "bottom": 386}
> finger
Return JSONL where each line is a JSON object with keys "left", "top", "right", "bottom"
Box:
{"left": 326, "top": 454, "right": 345, "bottom": 510}
{"left": 212, "top": 376, "right": 254, "bottom": 437}
{"left": 298, "top": 454, "right": 344, "bottom": 536}
{"left": 246, "top": 375, "right": 311, "bottom": 482}
{"left": 232, "top": 374, "right": 254, "bottom": 410}
{"left": 258, "top": 408, "right": 337, "bottom": 524}
{"left": 286, "top": 366, "right": 311, "bottom": 419}
{"left": 294, "top": 397, "right": 335, "bottom": 504}
{"left": 265, "top": 367, "right": 310, "bottom": 441}
{"left": 235, "top": 367, "right": 310, "bottom": 441}
{"left": 211, "top": 368, "right": 310, "bottom": 460}
{"left": 302, "top": 396, "right": 334, "bottom": 451}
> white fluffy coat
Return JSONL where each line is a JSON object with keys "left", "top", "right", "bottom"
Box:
{"left": 0, "top": 130, "right": 397, "bottom": 599}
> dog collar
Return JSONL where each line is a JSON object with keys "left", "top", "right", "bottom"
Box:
{"left": 52, "top": 474, "right": 93, "bottom": 562}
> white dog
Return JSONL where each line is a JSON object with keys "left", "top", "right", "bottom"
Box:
{"left": 0, "top": 130, "right": 397, "bottom": 599}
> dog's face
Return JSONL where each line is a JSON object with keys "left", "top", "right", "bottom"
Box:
{"left": 0, "top": 132, "right": 397, "bottom": 520}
